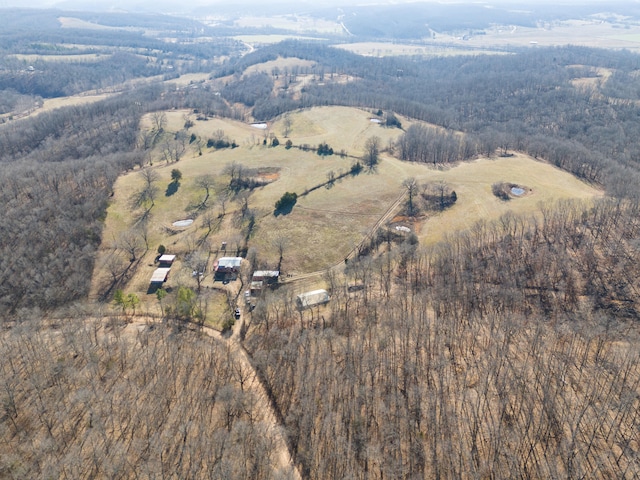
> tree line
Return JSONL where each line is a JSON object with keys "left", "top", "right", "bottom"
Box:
{"left": 222, "top": 42, "right": 640, "bottom": 195}
{"left": 0, "top": 82, "right": 235, "bottom": 314}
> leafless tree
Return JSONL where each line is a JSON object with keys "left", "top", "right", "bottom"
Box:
{"left": 161, "top": 131, "right": 188, "bottom": 163}
{"left": 135, "top": 168, "right": 159, "bottom": 209}
{"left": 364, "top": 135, "right": 381, "bottom": 169}
{"left": 150, "top": 111, "right": 167, "bottom": 132}
{"left": 272, "top": 235, "right": 290, "bottom": 272}
{"left": 282, "top": 114, "right": 292, "bottom": 138}
{"left": 217, "top": 189, "right": 231, "bottom": 217}
{"left": 117, "top": 230, "right": 145, "bottom": 263}
{"left": 326, "top": 170, "right": 336, "bottom": 186}
{"left": 195, "top": 174, "right": 215, "bottom": 208}
{"left": 403, "top": 177, "right": 418, "bottom": 216}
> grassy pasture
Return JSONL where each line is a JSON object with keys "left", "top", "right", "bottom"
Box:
{"left": 11, "top": 53, "right": 107, "bottom": 62}
{"left": 95, "top": 106, "right": 602, "bottom": 318}
{"left": 394, "top": 154, "right": 604, "bottom": 246}
{"left": 233, "top": 35, "right": 327, "bottom": 45}
{"left": 234, "top": 15, "right": 343, "bottom": 35}
{"left": 40, "top": 93, "right": 113, "bottom": 111}
{"left": 244, "top": 57, "right": 317, "bottom": 76}
{"left": 570, "top": 66, "right": 613, "bottom": 91}
{"left": 165, "top": 73, "right": 210, "bottom": 86}
{"left": 436, "top": 20, "right": 640, "bottom": 52}
{"left": 334, "top": 42, "right": 504, "bottom": 58}
{"left": 58, "top": 17, "right": 125, "bottom": 31}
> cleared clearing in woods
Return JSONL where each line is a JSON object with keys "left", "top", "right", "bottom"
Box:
{"left": 94, "top": 106, "right": 602, "bottom": 318}
{"left": 334, "top": 42, "right": 504, "bottom": 57}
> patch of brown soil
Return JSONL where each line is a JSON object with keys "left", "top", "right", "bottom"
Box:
{"left": 257, "top": 172, "right": 280, "bottom": 182}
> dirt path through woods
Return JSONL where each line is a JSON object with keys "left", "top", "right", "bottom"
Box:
{"left": 121, "top": 317, "right": 301, "bottom": 480}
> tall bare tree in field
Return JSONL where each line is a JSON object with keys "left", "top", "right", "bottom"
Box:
{"left": 364, "top": 135, "right": 381, "bottom": 169}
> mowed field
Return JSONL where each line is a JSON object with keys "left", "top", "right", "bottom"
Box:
{"left": 334, "top": 42, "right": 504, "bottom": 57}
{"left": 6, "top": 71, "right": 205, "bottom": 122}
{"left": 233, "top": 15, "right": 343, "bottom": 35}
{"left": 244, "top": 57, "right": 317, "bottom": 76}
{"left": 434, "top": 20, "right": 640, "bottom": 52}
{"left": 94, "top": 106, "right": 602, "bottom": 319}
{"left": 11, "top": 53, "right": 106, "bottom": 62}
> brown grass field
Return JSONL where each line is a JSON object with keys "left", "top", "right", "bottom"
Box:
{"left": 5, "top": 72, "right": 205, "bottom": 123}
{"left": 244, "top": 57, "right": 317, "bottom": 76}
{"left": 94, "top": 106, "right": 602, "bottom": 321}
{"left": 433, "top": 19, "right": 640, "bottom": 53}
{"left": 233, "top": 15, "right": 343, "bottom": 35}
{"left": 10, "top": 53, "right": 107, "bottom": 62}
{"left": 232, "top": 35, "right": 327, "bottom": 45}
{"left": 334, "top": 42, "right": 504, "bottom": 57}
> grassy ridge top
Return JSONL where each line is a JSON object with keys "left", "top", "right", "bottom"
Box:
{"left": 94, "top": 106, "right": 602, "bottom": 318}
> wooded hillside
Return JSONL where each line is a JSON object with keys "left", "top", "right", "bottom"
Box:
{"left": 2, "top": 7, "right": 640, "bottom": 478}
{"left": 245, "top": 199, "right": 640, "bottom": 478}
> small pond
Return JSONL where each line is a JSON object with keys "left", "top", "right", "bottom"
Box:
{"left": 511, "top": 187, "right": 525, "bottom": 196}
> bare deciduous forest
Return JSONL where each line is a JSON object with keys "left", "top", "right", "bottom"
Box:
{"left": 245, "top": 199, "right": 640, "bottom": 478}
{"left": 0, "top": 318, "right": 284, "bottom": 478}
{"left": 2, "top": 5, "right": 640, "bottom": 478}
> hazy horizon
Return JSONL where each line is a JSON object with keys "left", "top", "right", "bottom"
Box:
{"left": 0, "top": 0, "right": 623, "bottom": 13}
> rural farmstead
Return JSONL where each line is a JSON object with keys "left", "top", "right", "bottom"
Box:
{"left": 213, "top": 257, "right": 243, "bottom": 273}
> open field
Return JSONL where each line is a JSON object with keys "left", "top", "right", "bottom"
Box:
{"left": 233, "top": 35, "right": 327, "bottom": 45}
{"left": 234, "top": 15, "right": 344, "bottom": 35}
{"left": 334, "top": 42, "right": 505, "bottom": 57}
{"left": 94, "top": 106, "right": 602, "bottom": 317}
{"left": 40, "top": 93, "right": 113, "bottom": 111}
{"left": 164, "top": 72, "right": 210, "bottom": 86}
{"left": 58, "top": 16, "right": 137, "bottom": 31}
{"left": 244, "top": 57, "right": 317, "bottom": 76}
{"left": 435, "top": 20, "right": 640, "bottom": 52}
{"left": 570, "top": 66, "right": 613, "bottom": 91}
{"left": 5, "top": 71, "right": 208, "bottom": 122}
{"left": 399, "top": 154, "right": 603, "bottom": 246}
{"left": 10, "top": 53, "right": 107, "bottom": 62}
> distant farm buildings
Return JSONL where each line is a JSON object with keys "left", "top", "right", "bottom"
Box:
{"left": 296, "top": 289, "right": 330, "bottom": 309}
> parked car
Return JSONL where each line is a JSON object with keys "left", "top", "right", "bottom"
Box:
{"left": 234, "top": 308, "right": 241, "bottom": 319}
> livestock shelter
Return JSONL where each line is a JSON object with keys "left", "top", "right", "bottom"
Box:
{"left": 150, "top": 267, "right": 171, "bottom": 285}
{"left": 252, "top": 270, "right": 280, "bottom": 284}
{"left": 250, "top": 270, "right": 280, "bottom": 294}
{"left": 158, "top": 254, "right": 176, "bottom": 267}
{"left": 296, "top": 289, "right": 330, "bottom": 309}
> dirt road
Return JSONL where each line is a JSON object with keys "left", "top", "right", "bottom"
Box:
{"left": 123, "top": 316, "right": 301, "bottom": 479}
